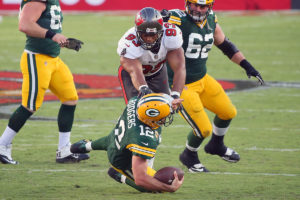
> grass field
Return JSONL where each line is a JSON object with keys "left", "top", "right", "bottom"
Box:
{"left": 0, "top": 11, "right": 300, "bottom": 200}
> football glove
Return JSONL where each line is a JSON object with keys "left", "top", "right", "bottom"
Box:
{"left": 240, "top": 59, "right": 264, "bottom": 85}
{"left": 138, "top": 85, "right": 152, "bottom": 98}
{"left": 160, "top": 9, "right": 171, "bottom": 22}
{"left": 66, "top": 38, "right": 84, "bottom": 52}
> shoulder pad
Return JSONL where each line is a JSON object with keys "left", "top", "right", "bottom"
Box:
{"left": 162, "top": 25, "right": 183, "bottom": 50}
{"left": 168, "top": 10, "right": 186, "bottom": 26}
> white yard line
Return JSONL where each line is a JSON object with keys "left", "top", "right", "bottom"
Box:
{"left": 0, "top": 168, "right": 298, "bottom": 177}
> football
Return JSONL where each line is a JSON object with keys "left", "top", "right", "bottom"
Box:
{"left": 154, "top": 166, "right": 184, "bottom": 185}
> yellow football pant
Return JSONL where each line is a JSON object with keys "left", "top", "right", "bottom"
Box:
{"left": 179, "top": 74, "right": 237, "bottom": 138}
{"left": 20, "top": 51, "right": 78, "bottom": 111}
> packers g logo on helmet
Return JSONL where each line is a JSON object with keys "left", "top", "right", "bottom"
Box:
{"left": 185, "top": 0, "right": 215, "bottom": 22}
{"left": 137, "top": 93, "right": 174, "bottom": 129}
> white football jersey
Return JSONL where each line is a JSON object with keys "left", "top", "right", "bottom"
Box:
{"left": 117, "top": 23, "right": 183, "bottom": 77}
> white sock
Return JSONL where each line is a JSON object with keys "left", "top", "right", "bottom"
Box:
{"left": 58, "top": 132, "right": 70, "bottom": 150}
{"left": 0, "top": 126, "right": 17, "bottom": 146}
{"left": 213, "top": 123, "right": 229, "bottom": 136}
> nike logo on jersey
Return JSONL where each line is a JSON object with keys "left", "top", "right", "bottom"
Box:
{"left": 141, "top": 142, "right": 149, "bottom": 146}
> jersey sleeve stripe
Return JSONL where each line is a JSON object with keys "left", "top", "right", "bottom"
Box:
{"left": 169, "top": 16, "right": 181, "bottom": 26}
{"left": 126, "top": 144, "right": 156, "bottom": 157}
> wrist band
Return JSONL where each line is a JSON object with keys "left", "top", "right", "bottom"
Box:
{"left": 171, "top": 91, "right": 180, "bottom": 97}
{"left": 45, "top": 29, "right": 56, "bottom": 39}
{"left": 138, "top": 85, "right": 148, "bottom": 91}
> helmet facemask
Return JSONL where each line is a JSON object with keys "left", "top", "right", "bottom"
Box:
{"left": 185, "top": 0, "right": 214, "bottom": 22}
{"left": 135, "top": 7, "right": 164, "bottom": 51}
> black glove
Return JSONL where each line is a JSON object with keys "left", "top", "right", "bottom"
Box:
{"left": 160, "top": 9, "right": 171, "bottom": 22}
{"left": 138, "top": 85, "right": 152, "bottom": 98}
{"left": 240, "top": 59, "right": 264, "bottom": 85}
{"left": 66, "top": 38, "right": 84, "bottom": 51}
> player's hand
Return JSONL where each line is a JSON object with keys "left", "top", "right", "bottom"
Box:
{"left": 169, "top": 171, "right": 184, "bottom": 192}
{"left": 245, "top": 66, "right": 265, "bottom": 85}
{"left": 170, "top": 92, "right": 183, "bottom": 113}
{"left": 52, "top": 33, "right": 68, "bottom": 47}
{"left": 65, "top": 38, "right": 84, "bottom": 51}
{"left": 240, "top": 60, "right": 264, "bottom": 85}
{"left": 138, "top": 85, "right": 152, "bottom": 98}
{"left": 160, "top": 9, "right": 171, "bottom": 22}
{"left": 171, "top": 98, "right": 183, "bottom": 113}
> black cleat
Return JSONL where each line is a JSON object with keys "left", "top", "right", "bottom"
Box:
{"left": 205, "top": 143, "right": 240, "bottom": 163}
{"left": 56, "top": 153, "right": 90, "bottom": 163}
{"left": 70, "top": 139, "right": 91, "bottom": 154}
{"left": 107, "top": 167, "right": 122, "bottom": 183}
{"left": 56, "top": 144, "right": 90, "bottom": 163}
{"left": 179, "top": 148, "right": 209, "bottom": 173}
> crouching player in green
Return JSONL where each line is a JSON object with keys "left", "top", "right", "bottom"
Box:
{"left": 71, "top": 93, "right": 184, "bottom": 193}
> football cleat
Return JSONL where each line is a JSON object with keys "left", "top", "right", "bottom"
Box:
{"left": 70, "top": 139, "right": 91, "bottom": 154}
{"left": 56, "top": 144, "right": 90, "bottom": 164}
{"left": 179, "top": 148, "right": 209, "bottom": 173}
{"left": 107, "top": 167, "right": 122, "bottom": 183}
{"left": 204, "top": 144, "right": 240, "bottom": 163}
{"left": 221, "top": 147, "right": 240, "bottom": 163}
{"left": 0, "top": 144, "right": 18, "bottom": 165}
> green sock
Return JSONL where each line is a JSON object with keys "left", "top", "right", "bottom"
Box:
{"left": 187, "top": 130, "right": 204, "bottom": 150}
{"left": 8, "top": 105, "right": 32, "bottom": 132}
{"left": 214, "top": 116, "right": 232, "bottom": 128}
{"left": 57, "top": 104, "right": 76, "bottom": 132}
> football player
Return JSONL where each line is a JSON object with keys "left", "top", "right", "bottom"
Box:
{"left": 163, "top": 0, "right": 264, "bottom": 172}
{"left": 71, "top": 93, "right": 184, "bottom": 193}
{"left": 117, "top": 7, "right": 186, "bottom": 104}
{"left": 0, "top": 0, "right": 87, "bottom": 164}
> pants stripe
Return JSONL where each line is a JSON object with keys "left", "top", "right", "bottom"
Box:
{"left": 180, "top": 106, "right": 203, "bottom": 138}
{"left": 27, "top": 53, "right": 38, "bottom": 111}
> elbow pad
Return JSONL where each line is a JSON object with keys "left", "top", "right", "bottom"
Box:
{"left": 217, "top": 37, "right": 239, "bottom": 59}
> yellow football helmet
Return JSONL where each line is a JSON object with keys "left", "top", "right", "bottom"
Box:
{"left": 185, "top": 0, "right": 215, "bottom": 22}
{"left": 137, "top": 93, "right": 174, "bottom": 129}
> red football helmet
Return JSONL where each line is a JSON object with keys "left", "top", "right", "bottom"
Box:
{"left": 135, "top": 7, "right": 164, "bottom": 50}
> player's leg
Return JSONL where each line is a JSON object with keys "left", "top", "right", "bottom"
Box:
{"left": 0, "top": 52, "right": 51, "bottom": 164}
{"left": 49, "top": 57, "right": 89, "bottom": 163}
{"left": 108, "top": 166, "right": 156, "bottom": 192}
{"left": 201, "top": 74, "right": 240, "bottom": 162}
{"left": 118, "top": 65, "right": 139, "bottom": 104}
{"left": 178, "top": 80, "right": 212, "bottom": 172}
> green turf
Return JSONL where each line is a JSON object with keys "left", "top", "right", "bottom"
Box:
{"left": 0, "top": 12, "right": 300, "bottom": 199}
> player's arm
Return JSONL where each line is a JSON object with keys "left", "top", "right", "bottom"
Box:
{"left": 19, "top": 1, "right": 67, "bottom": 45}
{"left": 120, "top": 56, "right": 152, "bottom": 96}
{"left": 132, "top": 155, "right": 183, "bottom": 193}
{"left": 214, "top": 24, "right": 264, "bottom": 85}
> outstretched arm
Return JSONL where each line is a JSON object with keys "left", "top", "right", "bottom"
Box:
{"left": 132, "top": 155, "right": 183, "bottom": 193}
{"left": 120, "top": 56, "right": 152, "bottom": 96}
{"left": 167, "top": 47, "right": 186, "bottom": 94}
{"left": 214, "top": 24, "right": 264, "bottom": 85}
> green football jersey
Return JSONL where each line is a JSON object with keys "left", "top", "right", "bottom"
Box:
{"left": 167, "top": 9, "right": 217, "bottom": 84}
{"left": 20, "top": 0, "right": 62, "bottom": 57}
{"left": 106, "top": 97, "right": 161, "bottom": 171}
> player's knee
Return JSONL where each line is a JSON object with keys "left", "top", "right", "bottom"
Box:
{"left": 199, "top": 124, "right": 212, "bottom": 138}
{"left": 219, "top": 106, "right": 237, "bottom": 120}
